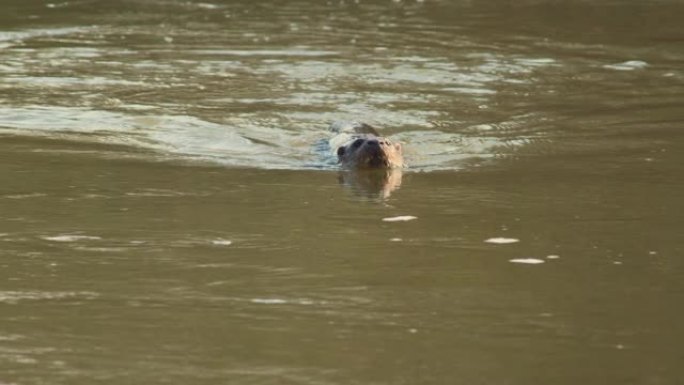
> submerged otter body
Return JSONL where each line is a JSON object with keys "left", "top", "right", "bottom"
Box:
{"left": 328, "top": 121, "right": 403, "bottom": 169}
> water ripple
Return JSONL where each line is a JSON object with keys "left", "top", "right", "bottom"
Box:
{"left": 2, "top": 1, "right": 670, "bottom": 172}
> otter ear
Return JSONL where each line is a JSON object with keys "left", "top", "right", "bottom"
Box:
{"left": 337, "top": 146, "right": 345, "bottom": 157}
{"left": 394, "top": 143, "right": 402, "bottom": 152}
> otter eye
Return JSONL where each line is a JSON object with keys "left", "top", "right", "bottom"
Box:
{"left": 351, "top": 139, "right": 364, "bottom": 148}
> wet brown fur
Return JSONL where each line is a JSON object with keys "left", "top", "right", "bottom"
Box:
{"left": 331, "top": 122, "right": 403, "bottom": 169}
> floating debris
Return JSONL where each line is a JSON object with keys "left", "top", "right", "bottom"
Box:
{"left": 382, "top": 216, "right": 417, "bottom": 222}
{"left": 485, "top": 237, "right": 519, "bottom": 244}
{"left": 546, "top": 255, "right": 560, "bottom": 259}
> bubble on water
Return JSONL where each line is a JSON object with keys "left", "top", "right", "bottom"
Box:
{"left": 382, "top": 216, "right": 417, "bottom": 222}
{"left": 509, "top": 258, "right": 545, "bottom": 264}
{"left": 390, "top": 237, "right": 403, "bottom": 242}
{"left": 485, "top": 237, "right": 519, "bottom": 244}
{"left": 546, "top": 255, "right": 560, "bottom": 259}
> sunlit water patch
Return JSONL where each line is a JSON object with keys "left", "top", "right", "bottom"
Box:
{"left": 0, "top": 291, "right": 99, "bottom": 304}
{"left": 0, "top": 49, "right": 549, "bottom": 171}
{"left": 0, "top": 27, "right": 87, "bottom": 46}
{"left": 0, "top": 3, "right": 612, "bottom": 172}
{"left": 0, "top": 105, "right": 517, "bottom": 170}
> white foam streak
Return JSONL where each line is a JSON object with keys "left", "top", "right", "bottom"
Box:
{"left": 382, "top": 216, "right": 418, "bottom": 222}
{"left": 485, "top": 237, "right": 520, "bottom": 244}
{"left": 42, "top": 234, "right": 101, "bottom": 242}
{"left": 509, "top": 258, "right": 545, "bottom": 264}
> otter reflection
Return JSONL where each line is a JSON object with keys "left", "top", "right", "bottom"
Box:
{"left": 337, "top": 168, "right": 403, "bottom": 200}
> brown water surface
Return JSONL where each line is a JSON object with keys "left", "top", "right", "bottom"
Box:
{"left": 1, "top": 0, "right": 683, "bottom": 384}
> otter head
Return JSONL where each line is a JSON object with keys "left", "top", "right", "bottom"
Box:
{"left": 337, "top": 136, "right": 403, "bottom": 169}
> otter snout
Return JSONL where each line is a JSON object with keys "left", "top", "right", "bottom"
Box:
{"left": 337, "top": 137, "right": 403, "bottom": 169}
{"left": 329, "top": 122, "right": 403, "bottom": 169}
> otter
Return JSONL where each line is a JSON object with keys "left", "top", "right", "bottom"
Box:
{"left": 328, "top": 121, "right": 403, "bottom": 169}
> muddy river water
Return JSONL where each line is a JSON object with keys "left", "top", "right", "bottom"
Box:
{"left": 1, "top": 0, "right": 683, "bottom": 384}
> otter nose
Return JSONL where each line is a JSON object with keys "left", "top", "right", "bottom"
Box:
{"left": 366, "top": 139, "right": 379, "bottom": 146}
